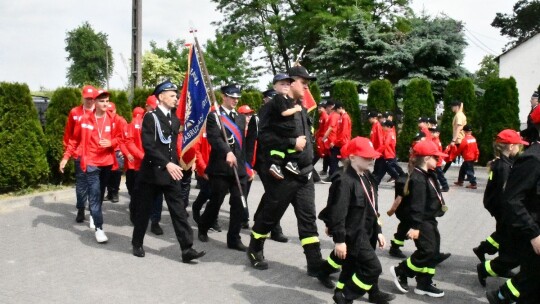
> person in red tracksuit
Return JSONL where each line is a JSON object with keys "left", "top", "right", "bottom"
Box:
{"left": 417, "top": 117, "right": 433, "bottom": 142}
{"left": 64, "top": 85, "right": 96, "bottom": 223}
{"left": 124, "top": 106, "right": 145, "bottom": 222}
{"left": 104, "top": 102, "right": 127, "bottom": 203}
{"left": 369, "top": 110, "right": 386, "bottom": 185}
{"left": 375, "top": 120, "right": 405, "bottom": 184}
{"left": 60, "top": 88, "right": 120, "bottom": 243}
{"left": 335, "top": 103, "right": 352, "bottom": 151}
{"left": 429, "top": 127, "right": 449, "bottom": 192}
{"left": 454, "top": 125, "right": 480, "bottom": 189}
{"left": 314, "top": 101, "right": 330, "bottom": 177}
{"left": 321, "top": 100, "right": 340, "bottom": 181}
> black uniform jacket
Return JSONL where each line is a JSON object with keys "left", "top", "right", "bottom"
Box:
{"left": 483, "top": 155, "right": 513, "bottom": 218}
{"left": 318, "top": 166, "right": 382, "bottom": 255}
{"left": 520, "top": 107, "right": 539, "bottom": 144}
{"left": 395, "top": 174, "right": 412, "bottom": 222}
{"left": 502, "top": 142, "right": 540, "bottom": 242}
{"left": 139, "top": 107, "right": 180, "bottom": 185}
{"left": 408, "top": 167, "right": 445, "bottom": 230}
{"left": 205, "top": 106, "right": 250, "bottom": 177}
{"left": 258, "top": 100, "right": 314, "bottom": 175}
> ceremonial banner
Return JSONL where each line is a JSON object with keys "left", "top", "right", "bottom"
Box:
{"left": 303, "top": 87, "right": 317, "bottom": 112}
{"left": 177, "top": 44, "right": 211, "bottom": 169}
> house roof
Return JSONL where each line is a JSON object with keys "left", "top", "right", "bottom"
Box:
{"left": 495, "top": 32, "right": 540, "bottom": 62}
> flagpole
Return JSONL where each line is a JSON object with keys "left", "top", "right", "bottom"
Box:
{"left": 190, "top": 27, "right": 248, "bottom": 210}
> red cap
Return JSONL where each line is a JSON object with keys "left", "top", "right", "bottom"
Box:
{"left": 496, "top": 129, "right": 529, "bottom": 145}
{"left": 82, "top": 85, "right": 96, "bottom": 99}
{"left": 531, "top": 105, "right": 540, "bottom": 124}
{"left": 107, "top": 102, "right": 116, "bottom": 112}
{"left": 146, "top": 95, "right": 158, "bottom": 110}
{"left": 413, "top": 140, "right": 448, "bottom": 157}
{"left": 133, "top": 107, "right": 145, "bottom": 118}
{"left": 340, "top": 137, "right": 381, "bottom": 159}
{"left": 238, "top": 105, "right": 254, "bottom": 114}
{"left": 94, "top": 88, "right": 110, "bottom": 99}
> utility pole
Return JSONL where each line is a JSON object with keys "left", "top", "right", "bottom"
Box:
{"left": 130, "top": 0, "right": 142, "bottom": 102}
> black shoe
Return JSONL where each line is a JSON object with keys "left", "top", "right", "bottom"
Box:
{"left": 473, "top": 246, "right": 485, "bottom": 262}
{"left": 390, "top": 266, "right": 409, "bottom": 293}
{"left": 332, "top": 291, "right": 352, "bottom": 304}
{"left": 320, "top": 177, "right": 332, "bottom": 184}
{"left": 192, "top": 209, "right": 201, "bottom": 224}
{"left": 111, "top": 192, "right": 119, "bottom": 203}
{"left": 241, "top": 221, "right": 250, "bottom": 229}
{"left": 103, "top": 193, "right": 110, "bottom": 201}
{"left": 182, "top": 248, "right": 206, "bottom": 263}
{"left": 198, "top": 230, "right": 208, "bottom": 242}
{"left": 151, "top": 222, "right": 164, "bottom": 235}
{"left": 247, "top": 249, "right": 268, "bottom": 270}
{"left": 477, "top": 263, "right": 487, "bottom": 287}
{"left": 486, "top": 289, "right": 510, "bottom": 304}
{"left": 270, "top": 232, "right": 289, "bottom": 243}
{"left": 319, "top": 170, "right": 327, "bottom": 176}
{"left": 414, "top": 283, "right": 444, "bottom": 297}
{"left": 285, "top": 162, "right": 301, "bottom": 175}
{"left": 389, "top": 246, "right": 406, "bottom": 258}
{"left": 317, "top": 273, "right": 335, "bottom": 289}
{"left": 75, "top": 208, "right": 85, "bottom": 223}
{"left": 209, "top": 221, "right": 222, "bottom": 232}
{"left": 269, "top": 164, "right": 284, "bottom": 180}
{"left": 368, "top": 289, "right": 396, "bottom": 303}
{"left": 441, "top": 187, "right": 449, "bottom": 192}
{"left": 132, "top": 246, "right": 145, "bottom": 257}
{"left": 228, "top": 241, "right": 248, "bottom": 252}
{"left": 433, "top": 252, "right": 451, "bottom": 265}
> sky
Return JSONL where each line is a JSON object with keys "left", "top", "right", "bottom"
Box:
{"left": 0, "top": 0, "right": 515, "bottom": 92}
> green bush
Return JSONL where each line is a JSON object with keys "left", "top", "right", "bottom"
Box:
{"left": 331, "top": 80, "right": 362, "bottom": 136}
{"left": 44, "top": 87, "right": 82, "bottom": 184}
{"left": 239, "top": 91, "right": 263, "bottom": 112}
{"left": 310, "top": 82, "right": 322, "bottom": 103}
{"left": 397, "top": 78, "right": 435, "bottom": 160}
{"left": 477, "top": 77, "right": 520, "bottom": 164}
{"left": 367, "top": 79, "right": 395, "bottom": 134}
{"left": 109, "top": 90, "right": 131, "bottom": 122}
{"left": 440, "top": 78, "right": 476, "bottom": 145}
{"left": 132, "top": 87, "right": 154, "bottom": 109}
{"left": 0, "top": 82, "right": 49, "bottom": 192}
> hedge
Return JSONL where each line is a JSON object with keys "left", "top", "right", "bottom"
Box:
{"left": 239, "top": 90, "right": 263, "bottom": 112}
{"left": 440, "top": 78, "right": 476, "bottom": 145}
{"left": 367, "top": 79, "right": 395, "bottom": 134}
{"left": 477, "top": 77, "right": 520, "bottom": 164}
{"left": 397, "top": 78, "right": 435, "bottom": 160}
{"left": 0, "top": 82, "right": 49, "bottom": 192}
{"left": 132, "top": 87, "right": 154, "bottom": 109}
{"left": 331, "top": 80, "right": 362, "bottom": 136}
{"left": 109, "top": 90, "right": 131, "bottom": 122}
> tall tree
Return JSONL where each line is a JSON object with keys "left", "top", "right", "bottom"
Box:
{"left": 492, "top": 0, "right": 540, "bottom": 49}
{"left": 142, "top": 51, "right": 184, "bottom": 88}
{"left": 473, "top": 55, "right": 499, "bottom": 91}
{"left": 65, "top": 22, "right": 113, "bottom": 87}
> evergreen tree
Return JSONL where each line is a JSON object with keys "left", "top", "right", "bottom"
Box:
{"left": 473, "top": 55, "right": 499, "bottom": 91}
{"left": 44, "top": 87, "right": 82, "bottom": 184}
{"left": 397, "top": 78, "right": 435, "bottom": 159}
{"left": 477, "top": 77, "right": 520, "bottom": 164}
{"left": 0, "top": 82, "right": 49, "bottom": 192}
{"left": 309, "top": 82, "right": 322, "bottom": 103}
{"left": 367, "top": 79, "right": 395, "bottom": 112}
{"left": 331, "top": 80, "right": 362, "bottom": 136}
{"left": 132, "top": 88, "right": 154, "bottom": 109}
{"left": 440, "top": 78, "right": 477, "bottom": 145}
{"left": 109, "top": 90, "right": 131, "bottom": 122}
{"left": 492, "top": 0, "right": 540, "bottom": 49}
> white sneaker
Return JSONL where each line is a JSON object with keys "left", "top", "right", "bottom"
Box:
{"left": 89, "top": 215, "right": 95, "bottom": 229}
{"left": 95, "top": 228, "right": 108, "bottom": 243}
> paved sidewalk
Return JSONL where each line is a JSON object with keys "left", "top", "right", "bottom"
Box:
{"left": 0, "top": 164, "right": 499, "bottom": 303}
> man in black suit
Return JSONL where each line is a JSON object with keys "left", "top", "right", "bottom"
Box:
{"left": 131, "top": 80, "right": 205, "bottom": 263}
{"left": 197, "top": 84, "right": 251, "bottom": 252}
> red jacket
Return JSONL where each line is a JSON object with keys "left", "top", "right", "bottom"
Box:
{"left": 458, "top": 134, "right": 480, "bottom": 161}
{"left": 377, "top": 128, "right": 397, "bottom": 159}
{"left": 336, "top": 111, "right": 352, "bottom": 148}
{"left": 315, "top": 110, "right": 328, "bottom": 139}
{"left": 194, "top": 130, "right": 211, "bottom": 177}
{"left": 325, "top": 111, "right": 340, "bottom": 149}
{"left": 63, "top": 105, "right": 94, "bottom": 158}
{"left": 370, "top": 121, "right": 384, "bottom": 150}
{"left": 63, "top": 110, "right": 120, "bottom": 172}
{"left": 432, "top": 137, "right": 444, "bottom": 167}
{"left": 124, "top": 108, "right": 146, "bottom": 170}
{"left": 421, "top": 126, "right": 432, "bottom": 142}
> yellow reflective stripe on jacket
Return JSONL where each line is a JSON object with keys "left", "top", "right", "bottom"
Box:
{"left": 300, "top": 236, "right": 320, "bottom": 246}
{"left": 485, "top": 260, "right": 498, "bottom": 277}
{"left": 352, "top": 274, "right": 373, "bottom": 291}
{"left": 506, "top": 279, "right": 520, "bottom": 298}
{"left": 270, "top": 150, "right": 285, "bottom": 158}
{"left": 287, "top": 149, "right": 296, "bottom": 154}
{"left": 336, "top": 281, "right": 344, "bottom": 290}
{"left": 487, "top": 236, "right": 500, "bottom": 249}
{"left": 327, "top": 256, "right": 341, "bottom": 269}
{"left": 392, "top": 239, "right": 405, "bottom": 246}
{"left": 252, "top": 231, "right": 269, "bottom": 239}
{"left": 489, "top": 171, "right": 493, "bottom": 180}
{"left": 406, "top": 258, "right": 435, "bottom": 275}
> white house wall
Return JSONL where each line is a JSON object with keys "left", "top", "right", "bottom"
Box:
{"left": 498, "top": 34, "right": 540, "bottom": 126}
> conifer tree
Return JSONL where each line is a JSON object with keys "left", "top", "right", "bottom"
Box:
{"left": 331, "top": 80, "right": 362, "bottom": 136}
{"left": 440, "top": 78, "right": 476, "bottom": 145}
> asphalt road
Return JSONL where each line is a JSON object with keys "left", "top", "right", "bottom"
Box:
{"left": 0, "top": 163, "right": 501, "bottom": 303}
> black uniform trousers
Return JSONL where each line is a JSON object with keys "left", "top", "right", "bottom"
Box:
{"left": 254, "top": 169, "right": 285, "bottom": 236}
{"left": 481, "top": 221, "right": 520, "bottom": 277}
{"left": 392, "top": 219, "right": 411, "bottom": 248}
{"left": 372, "top": 158, "right": 386, "bottom": 185}
{"left": 252, "top": 172, "right": 317, "bottom": 243}
{"left": 131, "top": 177, "right": 193, "bottom": 250}
{"left": 500, "top": 249, "right": 540, "bottom": 303}
{"left": 398, "top": 220, "right": 440, "bottom": 286}
{"left": 192, "top": 175, "right": 211, "bottom": 213}
{"left": 199, "top": 174, "right": 247, "bottom": 245}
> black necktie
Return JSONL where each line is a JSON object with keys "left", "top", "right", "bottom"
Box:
{"left": 166, "top": 112, "right": 171, "bottom": 125}
{"left": 230, "top": 112, "right": 236, "bottom": 120}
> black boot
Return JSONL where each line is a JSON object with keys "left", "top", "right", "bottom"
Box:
{"left": 368, "top": 288, "right": 396, "bottom": 303}
{"left": 247, "top": 236, "right": 268, "bottom": 270}
{"left": 476, "top": 263, "right": 488, "bottom": 287}
{"left": 474, "top": 240, "right": 498, "bottom": 262}
{"left": 75, "top": 208, "right": 85, "bottom": 223}
{"left": 304, "top": 242, "right": 325, "bottom": 277}
{"left": 333, "top": 290, "right": 353, "bottom": 304}
{"left": 389, "top": 243, "right": 406, "bottom": 258}
{"left": 316, "top": 261, "right": 336, "bottom": 289}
